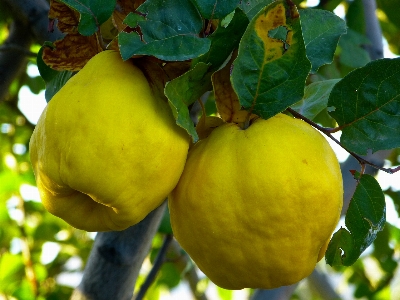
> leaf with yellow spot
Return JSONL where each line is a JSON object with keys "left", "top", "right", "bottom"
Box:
{"left": 231, "top": 0, "right": 311, "bottom": 120}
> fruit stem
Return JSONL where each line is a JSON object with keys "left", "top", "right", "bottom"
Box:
{"left": 243, "top": 111, "right": 251, "bottom": 130}
{"left": 286, "top": 107, "right": 400, "bottom": 174}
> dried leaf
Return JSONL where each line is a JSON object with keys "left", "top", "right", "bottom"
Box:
{"left": 212, "top": 58, "right": 240, "bottom": 122}
{"left": 212, "top": 53, "right": 257, "bottom": 124}
{"left": 162, "top": 61, "right": 191, "bottom": 81}
{"left": 49, "top": 0, "right": 80, "bottom": 33}
{"left": 107, "top": 38, "right": 120, "bottom": 51}
{"left": 44, "top": 0, "right": 104, "bottom": 71}
{"left": 135, "top": 57, "right": 169, "bottom": 100}
{"left": 196, "top": 115, "right": 225, "bottom": 140}
{"left": 43, "top": 33, "right": 103, "bottom": 71}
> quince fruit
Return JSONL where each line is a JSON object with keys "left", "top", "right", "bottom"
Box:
{"left": 30, "top": 50, "right": 189, "bottom": 232}
{"left": 169, "top": 113, "right": 343, "bottom": 289}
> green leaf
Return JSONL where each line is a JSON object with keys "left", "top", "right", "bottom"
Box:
{"left": 338, "top": 29, "right": 371, "bottom": 68}
{"left": 44, "top": 71, "right": 74, "bottom": 103}
{"left": 158, "top": 206, "right": 173, "bottom": 235}
{"left": 346, "top": 0, "right": 365, "bottom": 35}
{"left": 299, "top": 8, "right": 347, "bottom": 72}
{"left": 12, "top": 279, "right": 36, "bottom": 300}
{"left": 328, "top": 57, "right": 400, "bottom": 155}
{"left": 373, "top": 225, "right": 397, "bottom": 273}
{"left": 326, "top": 173, "right": 386, "bottom": 266}
{"left": 191, "top": 0, "right": 238, "bottom": 19}
{"left": 192, "top": 8, "right": 249, "bottom": 72}
{"left": 384, "top": 187, "right": 400, "bottom": 218}
{"left": 291, "top": 79, "right": 340, "bottom": 120}
{"left": 217, "top": 286, "right": 233, "bottom": 300}
{"left": 377, "top": 0, "right": 400, "bottom": 29}
{"left": 157, "top": 262, "right": 181, "bottom": 288}
{"left": 165, "top": 62, "right": 212, "bottom": 142}
{"left": 0, "top": 253, "right": 25, "bottom": 294}
{"left": 37, "top": 43, "right": 58, "bottom": 82}
{"left": 231, "top": 0, "right": 311, "bottom": 120}
{"left": 24, "top": 73, "right": 45, "bottom": 95}
{"left": 37, "top": 45, "right": 74, "bottom": 102}
{"left": 119, "top": 0, "right": 210, "bottom": 61}
{"left": 58, "top": 0, "right": 116, "bottom": 36}
{"left": 239, "top": 0, "right": 275, "bottom": 20}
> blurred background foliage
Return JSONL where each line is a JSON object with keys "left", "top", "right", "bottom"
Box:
{"left": 1, "top": 0, "right": 400, "bottom": 299}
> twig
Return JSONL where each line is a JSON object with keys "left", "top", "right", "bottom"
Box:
{"left": 286, "top": 107, "right": 400, "bottom": 174}
{"left": 0, "top": 44, "right": 37, "bottom": 57}
{"left": 134, "top": 234, "right": 174, "bottom": 300}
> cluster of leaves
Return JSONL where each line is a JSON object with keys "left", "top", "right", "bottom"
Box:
{"left": 2, "top": 0, "right": 400, "bottom": 299}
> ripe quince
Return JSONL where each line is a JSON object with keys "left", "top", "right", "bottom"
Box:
{"left": 30, "top": 50, "right": 190, "bottom": 232}
{"left": 169, "top": 113, "right": 343, "bottom": 289}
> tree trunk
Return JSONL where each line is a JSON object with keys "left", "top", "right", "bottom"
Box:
{"left": 70, "top": 202, "right": 166, "bottom": 300}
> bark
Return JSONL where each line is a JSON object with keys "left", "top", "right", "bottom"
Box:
{"left": 362, "top": 0, "right": 384, "bottom": 60}
{"left": 250, "top": 285, "right": 297, "bottom": 300}
{"left": 70, "top": 202, "right": 167, "bottom": 300}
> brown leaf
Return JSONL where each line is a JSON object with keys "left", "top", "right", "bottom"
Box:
{"left": 43, "top": 33, "right": 103, "bottom": 71}
{"left": 196, "top": 115, "right": 225, "bottom": 140}
{"left": 106, "top": 38, "right": 120, "bottom": 51}
{"left": 162, "top": 61, "right": 191, "bottom": 81}
{"left": 212, "top": 53, "right": 243, "bottom": 123}
{"left": 212, "top": 53, "right": 258, "bottom": 124}
{"left": 135, "top": 57, "right": 169, "bottom": 101}
{"left": 49, "top": 0, "right": 80, "bottom": 33}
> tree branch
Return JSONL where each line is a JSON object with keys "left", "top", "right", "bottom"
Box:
{"left": 1, "top": 0, "right": 63, "bottom": 45}
{"left": 250, "top": 285, "right": 298, "bottom": 300}
{"left": 70, "top": 202, "right": 167, "bottom": 300}
{"left": 0, "top": 20, "right": 32, "bottom": 102}
{"left": 362, "top": 0, "right": 383, "bottom": 60}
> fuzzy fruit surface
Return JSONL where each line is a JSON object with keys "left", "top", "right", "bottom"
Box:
{"left": 169, "top": 113, "right": 343, "bottom": 289}
{"left": 30, "top": 50, "right": 190, "bottom": 232}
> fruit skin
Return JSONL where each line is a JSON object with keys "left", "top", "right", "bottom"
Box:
{"left": 169, "top": 113, "right": 343, "bottom": 290}
{"left": 30, "top": 50, "right": 189, "bottom": 232}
